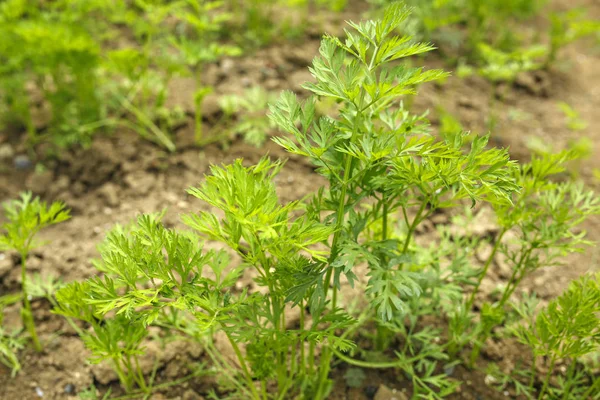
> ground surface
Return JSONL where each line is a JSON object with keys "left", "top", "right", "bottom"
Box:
{"left": 0, "top": 0, "right": 599, "bottom": 399}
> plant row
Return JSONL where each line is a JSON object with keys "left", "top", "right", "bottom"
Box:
{"left": 1, "top": 4, "right": 600, "bottom": 400}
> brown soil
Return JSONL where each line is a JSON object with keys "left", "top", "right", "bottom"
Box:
{"left": 1, "top": 0, "right": 599, "bottom": 399}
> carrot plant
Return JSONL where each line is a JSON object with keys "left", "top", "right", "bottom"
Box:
{"left": 216, "top": 87, "right": 276, "bottom": 147}
{"left": 170, "top": 0, "right": 241, "bottom": 145}
{"left": 461, "top": 150, "right": 600, "bottom": 365}
{"left": 0, "top": 2, "right": 103, "bottom": 148}
{"left": 239, "top": 3, "right": 516, "bottom": 396}
{"left": 372, "top": 0, "right": 600, "bottom": 80}
{"left": 0, "top": 294, "right": 23, "bottom": 377}
{"left": 512, "top": 273, "right": 600, "bottom": 399}
{"left": 547, "top": 9, "right": 600, "bottom": 67}
{"left": 54, "top": 281, "right": 150, "bottom": 394}
{"left": 53, "top": 4, "right": 588, "bottom": 399}
{"left": 0, "top": 192, "right": 70, "bottom": 352}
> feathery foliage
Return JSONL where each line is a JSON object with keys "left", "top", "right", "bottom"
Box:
{"left": 0, "top": 192, "right": 70, "bottom": 352}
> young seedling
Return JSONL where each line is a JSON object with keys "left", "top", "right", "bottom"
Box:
{"left": 0, "top": 4, "right": 102, "bottom": 148}
{"left": 171, "top": 0, "right": 241, "bottom": 145}
{"left": 54, "top": 281, "right": 150, "bottom": 394}
{"left": 0, "top": 192, "right": 70, "bottom": 351}
{"left": 547, "top": 9, "right": 600, "bottom": 67}
{"left": 467, "top": 151, "right": 600, "bottom": 365}
{"left": 216, "top": 87, "right": 276, "bottom": 147}
{"left": 0, "top": 326, "right": 23, "bottom": 377}
{"left": 557, "top": 102, "right": 588, "bottom": 132}
{"left": 512, "top": 273, "right": 600, "bottom": 399}
{"left": 0, "top": 293, "right": 24, "bottom": 376}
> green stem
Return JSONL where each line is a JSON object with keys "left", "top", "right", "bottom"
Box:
{"left": 309, "top": 341, "right": 315, "bottom": 374}
{"left": 581, "top": 372, "right": 600, "bottom": 399}
{"left": 561, "top": 359, "right": 576, "bottom": 400}
{"left": 401, "top": 199, "right": 427, "bottom": 255}
{"left": 20, "top": 251, "right": 41, "bottom": 352}
{"left": 134, "top": 355, "right": 148, "bottom": 392}
{"left": 315, "top": 154, "right": 354, "bottom": 400}
{"left": 225, "top": 331, "right": 261, "bottom": 400}
{"left": 538, "top": 356, "right": 557, "bottom": 400}
{"left": 529, "top": 356, "right": 537, "bottom": 393}
{"left": 331, "top": 345, "right": 432, "bottom": 369}
{"left": 466, "top": 228, "right": 506, "bottom": 311}
{"left": 300, "top": 301, "right": 306, "bottom": 375}
{"left": 323, "top": 153, "right": 354, "bottom": 295}
{"left": 471, "top": 247, "right": 533, "bottom": 366}
{"left": 118, "top": 95, "right": 175, "bottom": 152}
{"left": 113, "top": 357, "right": 132, "bottom": 393}
{"left": 261, "top": 381, "right": 268, "bottom": 400}
{"left": 498, "top": 248, "right": 533, "bottom": 308}
{"left": 382, "top": 195, "right": 389, "bottom": 243}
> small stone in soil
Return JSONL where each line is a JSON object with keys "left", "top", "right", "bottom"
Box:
{"left": 182, "top": 389, "right": 205, "bottom": 400}
{"left": 374, "top": 384, "right": 408, "bottom": 400}
{"left": 64, "top": 383, "right": 76, "bottom": 395}
{"left": 14, "top": 154, "right": 32, "bottom": 170}
{"left": 35, "top": 387, "right": 44, "bottom": 397}
{"left": 0, "top": 143, "right": 14, "bottom": 160}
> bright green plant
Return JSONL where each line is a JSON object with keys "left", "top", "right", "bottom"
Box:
{"left": 54, "top": 5, "right": 521, "bottom": 398}
{"left": 547, "top": 9, "right": 600, "bottom": 67}
{"left": 457, "top": 43, "right": 545, "bottom": 132}
{"left": 371, "top": 0, "right": 546, "bottom": 57}
{"left": 465, "top": 151, "right": 600, "bottom": 365}
{"left": 225, "top": 0, "right": 347, "bottom": 48}
{"left": 0, "top": 2, "right": 103, "bottom": 148}
{"left": 54, "top": 281, "right": 150, "bottom": 394}
{"left": 267, "top": 2, "right": 517, "bottom": 396}
{"left": 0, "top": 293, "right": 24, "bottom": 377}
{"left": 217, "top": 87, "right": 277, "bottom": 147}
{"left": 525, "top": 136, "right": 592, "bottom": 181}
{"left": 557, "top": 102, "right": 587, "bottom": 132}
{"left": 0, "top": 192, "right": 70, "bottom": 352}
{"left": 170, "top": 0, "right": 241, "bottom": 145}
{"left": 0, "top": 326, "right": 23, "bottom": 377}
{"left": 512, "top": 273, "right": 600, "bottom": 399}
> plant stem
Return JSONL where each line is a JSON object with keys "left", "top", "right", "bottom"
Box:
{"left": 225, "top": 331, "right": 261, "bottom": 400}
{"left": 581, "top": 371, "right": 600, "bottom": 399}
{"left": 529, "top": 356, "right": 537, "bottom": 393}
{"left": 118, "top": 95, "right": 175, "bottom": 152}
{"left": 324, "top": 153, "right": 354, "bottom": 294}
{"left": 401, "top": 199, "right": 427, "bottom": 255}
{"left": 471, "top": 246, "right": 533, "bottom": 366}
{"left": 134, "top": 355, "right": 148, "bottom": 392}
{"left": 300, "top": 301, "right": 306, "bottom": 375}
{"left": 315, "top": 153, "right": 354, "bottom": 399}
{"left": 466, "top": 228, "right": 506, "bottom": 311}
{"left": 113, "top": 357, "right": 132, "bottom": 393}
{"left": 561, "top": 359, "right": 576, "bottom": 400}
{"left": 498, "top": 247, "right": 533, "bottom": 308}
{"left": 20, "top": 251, "right": 41, "bottom": 352}
{"left": 382, "top": 195, "right": 389, "bottom": 244}
{"left": 538, "top": 356, "right": 557, "bottom": 400}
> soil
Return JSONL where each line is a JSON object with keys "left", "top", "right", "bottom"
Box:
{"left": 1, "top": 0, "right": 599, "bottom": 399}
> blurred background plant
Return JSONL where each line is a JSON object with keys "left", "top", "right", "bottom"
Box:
{"left": 0, "top": 0, "right": 347, "bottom": 154}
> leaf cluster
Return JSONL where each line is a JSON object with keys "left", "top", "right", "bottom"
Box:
{"left": 269, "top": 2, "right": 519, "bottom": 323}
{"left": 514, "top": 273, "right": 600, "bottom": 361}
{"left": 0, "top": 192, "right": 71, "bottom": 255}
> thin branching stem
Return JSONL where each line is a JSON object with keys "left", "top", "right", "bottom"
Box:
{"left": 466, "top": 228, "right": 507, "bottom": 311}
